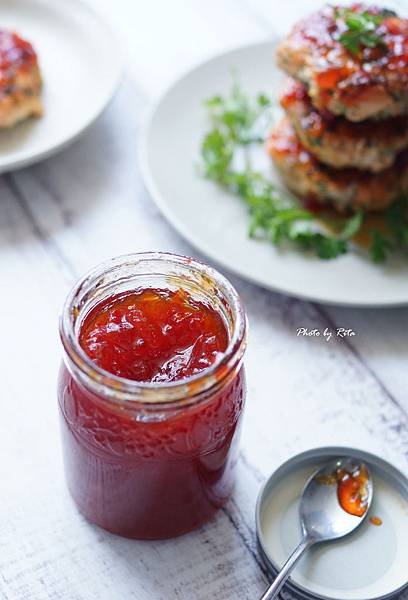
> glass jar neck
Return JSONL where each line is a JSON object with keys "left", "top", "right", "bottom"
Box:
{"left": 60, "top": 252, "right": 247, "bottom": 409}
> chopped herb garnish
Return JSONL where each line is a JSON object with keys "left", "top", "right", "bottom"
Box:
{"left": 369, "top": 200, "right": 408, "bottom": 262}
{"left": 339, "top": 209, "right": 364, "bottom": 239}
{"left": 199, "top": 82, "right": 408, "bottom": 263}
{"left": 200, "top": 84, "right": 362, "bottom": 260}
{"left": 370, "top": 230, "right": 392, "bottom": 263}
{"left": 205, "top": 83, "right": 271, "bottom": 144}
{"left": 335, "top": 7, "right": 389, "bottom": 55}
{"left": 385, "top": 198, "right": 408, "bottom": 246}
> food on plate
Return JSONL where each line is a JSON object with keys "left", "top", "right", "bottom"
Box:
{"left": 0, "top": 30, "right": 42, "bottom": 128}
{"left": 201, "top": 82, "right": 408, "bottom": 262}
{"left": 267, "top": 117, "right": 408, "bottom": 212}
{"left": 280, "top": 79, "right": 408, "bottom": 173}
{"left": 270, "top": 4, "right": 408, "bottom": 218}
{"left": 276, "top": 4, "right": 408, "bottom": 122}
{"left": 199, "top": 4, "right": 408, "bottom": 262}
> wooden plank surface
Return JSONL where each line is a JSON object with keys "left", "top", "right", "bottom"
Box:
{"left": 1, "top": 1, "right": 408, "bottom": 599}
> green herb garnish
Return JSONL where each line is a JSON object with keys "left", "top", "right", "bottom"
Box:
{"left": 204, "top": 84, "right": 271, "bottom": 145}
{"left": 370, "top": 230, "right": 392, "bottom": 263}
{"left": 200, "top": 84, "right": 362, "bottom": 260}
{"left": 368, "top": 199, "right": 408, "bottom": 263}
{"left": 386, "top": 198, "right": 408, "bottom": 246}
{"left": 335, "top": 7, "right": 391, "bottom": 55}
{"left": 199, "top": 82, "right": 408, "bottom": 263}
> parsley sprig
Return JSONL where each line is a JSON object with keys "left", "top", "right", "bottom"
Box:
{"left": 335, "top": 7, "right": 394, "bottom": 55}
{"left": 205, "top": 85, "right": 271, "bottom": 145}
{"left": 370, "top": 198, "right": 408, "bottom": 263}
{"left": 199, "top": 83, "right": 408, "bottom": 263}
{"left": 201, "top": 84, "right": 361, "bottom": 260}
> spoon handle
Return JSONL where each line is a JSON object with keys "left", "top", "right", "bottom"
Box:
{"left": 260, "top": 536, "right": 315, "bottom": 600}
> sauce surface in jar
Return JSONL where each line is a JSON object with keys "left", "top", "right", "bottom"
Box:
{"left": 58, "top": 268, "right": 246, "bottom": 540}
{"left": 79, "top": 288, "right": 228, "bottom": 382}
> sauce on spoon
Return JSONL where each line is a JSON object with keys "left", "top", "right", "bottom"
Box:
{"left": 316, "top": 463, "right": 370, "bottom": 516}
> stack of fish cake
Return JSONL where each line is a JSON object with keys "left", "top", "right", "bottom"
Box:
{"left": 268, "top": 4, "right": 408, "bottom": 213}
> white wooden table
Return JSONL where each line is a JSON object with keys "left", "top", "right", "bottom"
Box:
{"left": 2, "top": 1, "right": 408, "bottom": 598}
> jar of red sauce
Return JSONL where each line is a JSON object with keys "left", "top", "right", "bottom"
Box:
{"left": 58, "top": 252, "right": 247, "bottom": 539}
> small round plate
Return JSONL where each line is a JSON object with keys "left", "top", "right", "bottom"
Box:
{"left": 0, "top": 0, "right": 122, "bottom": 172}
{"left": 140, "top": 41, "right": 408, "bottom": 307}
{"left": 256, "top": 447, "right": 408, "bottom": 600}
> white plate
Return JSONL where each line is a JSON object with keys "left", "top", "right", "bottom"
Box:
{"left": 0, "top": 0, "right": 122, "bottom": 172}
{"left": 140, "top": 41, "right": 408, "bottom": 307}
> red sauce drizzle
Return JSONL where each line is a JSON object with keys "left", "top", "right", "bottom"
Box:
{"left": 79, "top": 288, "right": 229, "bottom": 383}
{"left": 267, "top": 119, "right": 313, "bottom": 166}
{"left": 280, "top": 80, "right": 309, "bottom": 109}
{"left": 0, "top": 30, "right": 38, "bottom": 92}
{"left": 280, "top": 80, "right": 336, "bottom": 136}
{"left": 301, "top": 195, "right": 324, "bottom": 214}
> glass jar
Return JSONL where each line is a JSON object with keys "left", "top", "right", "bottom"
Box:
{"left": 58, "top": 252, "right": 247, "bottom": 539}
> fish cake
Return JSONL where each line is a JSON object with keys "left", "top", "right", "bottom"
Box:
{"left": 267, "top": 117, "right": 408, "bottom": 212}
{"left": 276, "top": 4, "right": 408, "bottom": 122}
{"left": 0, "top": 30, "right": 42, "bottom": 128}
{"left": 281, "top": 79, "right": 408, "bottom": 172}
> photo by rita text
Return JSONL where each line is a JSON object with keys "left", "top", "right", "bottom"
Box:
{"left": 296, "top": 327, "right": 356, "bottom": 342}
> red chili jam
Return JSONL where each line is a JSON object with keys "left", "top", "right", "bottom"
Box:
{"left": 78, "top": 288, "right": 229, "bottom": 383}
{"left": 336, "top": 465, "right": 370, "bottom": 517}
{"left": 58, "top": 254, "right": 247, "bottom": 539}
{"left": 315, "top": 463, "right": 370, "bottom": 517}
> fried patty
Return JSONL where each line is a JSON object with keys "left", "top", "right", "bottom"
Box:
{"left": 280, "top": 79, "right": 408, "bottom": 172}
{"left": 267, "top": 117, "right": 408, "bottom": 212}
{"left": 0, "top": 30, "right": 42, "bottom": 128}
{"left": 276, "top": 4, "right": 408, "bottom": 122}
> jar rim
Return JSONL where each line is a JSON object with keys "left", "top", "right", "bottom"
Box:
{"left": 60, "top": 252, "right": 247, "bottom": 406}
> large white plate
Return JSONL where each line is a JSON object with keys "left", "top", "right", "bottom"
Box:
{"left": 0, "top": 0, "right": 122, "bottom": 172}
{"left": 140, "top": 41, "right": 408, "bottom": 307}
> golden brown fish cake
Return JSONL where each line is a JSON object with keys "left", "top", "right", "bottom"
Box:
{"left": 276, "top": 4, "right": 408, "bottom": 122}
{"left": 280, "top": 79, "right": 408, "bottom": 172}
{"left": 0, "top": 30, "right": 42, "bottom": 128}
{"left": 267, "top": 117, "right": 408, "bottom": 212}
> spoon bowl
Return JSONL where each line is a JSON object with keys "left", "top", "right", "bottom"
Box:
{"left": 300, "top": 457, "right": 373, "bottom": 542}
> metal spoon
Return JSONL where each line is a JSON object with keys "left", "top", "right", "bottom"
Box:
{"left": 260, "top": 457, "right": 373, "bottom": 600}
